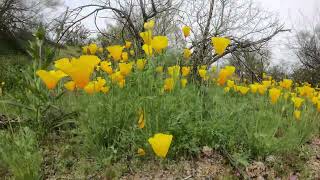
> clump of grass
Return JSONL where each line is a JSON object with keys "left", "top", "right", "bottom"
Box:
{"left": 0, "top": 127, "right": 42, "bottom": 180}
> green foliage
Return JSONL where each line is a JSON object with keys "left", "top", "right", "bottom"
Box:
{"left": 0, "top": 27, "right": 57, "bottom": 93}
{"left": 291, "top": 66, "right": 320, "bottom": 86}
{"left": 0, "top": 54, "right": 29, "bottom": 91}
{"left": 0, "top": 27, "right": 78, "bottom": 137}
{"left": 0, "top": 37, "right": 23, "bottom": 54}
{"left": 55, "top": 46, "right": 82, "bottom": 59}
{"left": 0, "top": 127, "right": 42, "bottom": 180}
{"left": 58, "top": 67, "right": 320, "bottom": 165}
{"left": 27, "top": 27, "right": 56, "bottom": 70}
{"left": 1, "top": 28, "right": 320, "bottom": 178}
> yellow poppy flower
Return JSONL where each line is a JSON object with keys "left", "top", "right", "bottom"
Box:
{"left": 82, "top": 46, "right": 88, "bottom": 54}
{"left": 168, "top": 65, "right": 180, "bottom": 78}
{"left": 142, "top": 44, "right": 153, "bottom": 56}
{"left": 138, "top": 109, "right": 145, "bottom": 129}
{"left": 54, "top": 58, "right": 72, "bottom": 70}
{"left": 130, "top": 50, "right": 135, "bottom": 56}
{"left": 55, "top": 56, "right": 101, "bottom": 88}
{"left": 119, "top": 63, "right": 133, "bottom": 76}
{"left": 137, "top": 148, "right": 146, "bottom": 156}
{"left": 262, "top": 81, "right": 272, "bottom": 88}
{"left": 217, "top": 66, "right": 235, "bottom": 86}
{"left": 311, "top": 96, "right": 318, "bottom": 105}
{"left": 136, "top": 59, "right": 147, "bottom": 71}
{"left": 217, "top": 70, "right": 228, "bottom": 86}
{"left": 181, "top": 78, "right": 188, "bottom": 88}
{"left": 227, "top": 80, "right": 235, "bottom": 88}
{"left": 125, "top": 41, "right": 132, "bottom": 49}
{"left": 83, "top": 82, "right": 95, "bottom": 94}
{"left": 294, "top": 110, "right": 301, "bottom": 120}
{"left": 122, "top": 52, "right": 129, "bottom": 62}
{"left": 224, "top": 87, "right": 231, "bottom": 93}
{"left": 110, "top": 71, "right": 124, "bottom": 84}
{"left": 182, "top": 26, "right": 191, "bottom": 38}
{"left": 164, "top": 78, "right": 175, "bottom": 92}
{"left": 98, "top": 47, "right": 104, "bottom": 54}
{"left": 298, "top": 85, "right": 315, "bottom": 98}
{"left": 183, "top": 48, "right": 192, "bottom": 59}
{"left": 257, "top": 85, "right": 267, "bottom": 95}
{"left": 95, "top": 77, "right": 107, "bottom": 91}
{"left": 156, "top": 66, "right": 163, "bottom": 73}
{"left": 83, "top": 77, "right": 107, "bottom": 94}
{"left": 181, "top": 67, "right": 191, "bottom": 77}
{"left": 80, "top": 55, "right": 101, "bottom": 68}
{"left": 96, "top": 65, "right": 101, "bottom": 71}
{"left": 101, "top": 86, "right": 109, "bottom": 94}
{"left": 107, "top": 45, "right": 124, "bottom": 61}
{"left": 151, "top": 36, "right": 169, "bottom": 53}
{"left": 100, "top": 61, "right": 113, "bottom": 75}
{"left": 148, "top": 133, "right": 173, "bottom": 158}
{"left": 250, "top": 84, "right": 258, "bottom": 93}
{"left": 225, "top": 66, "right": 235, "bottom": 74}
{"left": 36, "top": 70, "right": 67, "bottom": 90}
{"left": 279, "top": 79, "right": 293, "bottom": 89}
{"left": 211, "top": 37, "right": 231, "bottom": 55}
{"left": 238, "top": 86, "right": 250, "bottom": 95}
{"left": 64, "top": 81, "right": 76, "bottom": 91}
{"left": 233, "top": 85, "right": 239, "bottom": 92}
{"left": 291, "top": 97, "right": 304, "bottom": 109}
{"left": 88, "top": 43, "right": 98, "bottom": 54}
{"left": 269, "top": 88, "right": 281, "bottom": 104}
{"left": 144, "top": 20, "right": 155, "bottom": 30}
{"left": 140, "top": 31, "right": 152, "bottom": 45}
{"left": 118, "top": 79, "right": 125, "bottom": 88}
{"left": 198, "top": 69, "right": 207, "bottom": 79}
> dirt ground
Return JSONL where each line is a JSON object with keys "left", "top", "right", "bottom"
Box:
{"left": 121, "top": 138, "right": 320, "bottom": 180}
{"left": 121, "top": 148, "right": 235, "bottom": 180}
{"left": 3, "top": 133, "right": 320, "bottom": 179}
{"left": 306, "top": 137, "right": 320, "bottom": 179}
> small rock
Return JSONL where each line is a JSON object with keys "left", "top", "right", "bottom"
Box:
{"left": 266, "top": 155, "right": 276, "bottom": 163}
{"left": 246, "top": 161, "right": 267, "bottom": 178}
{"left": 202, "top": 146, "right": 213, "bottom": 157}
{"left": 312, "top": 138, "right": 320, "bottom": 146}
{"left": 289, "top": 174, "right": 298, "bottom": 180}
